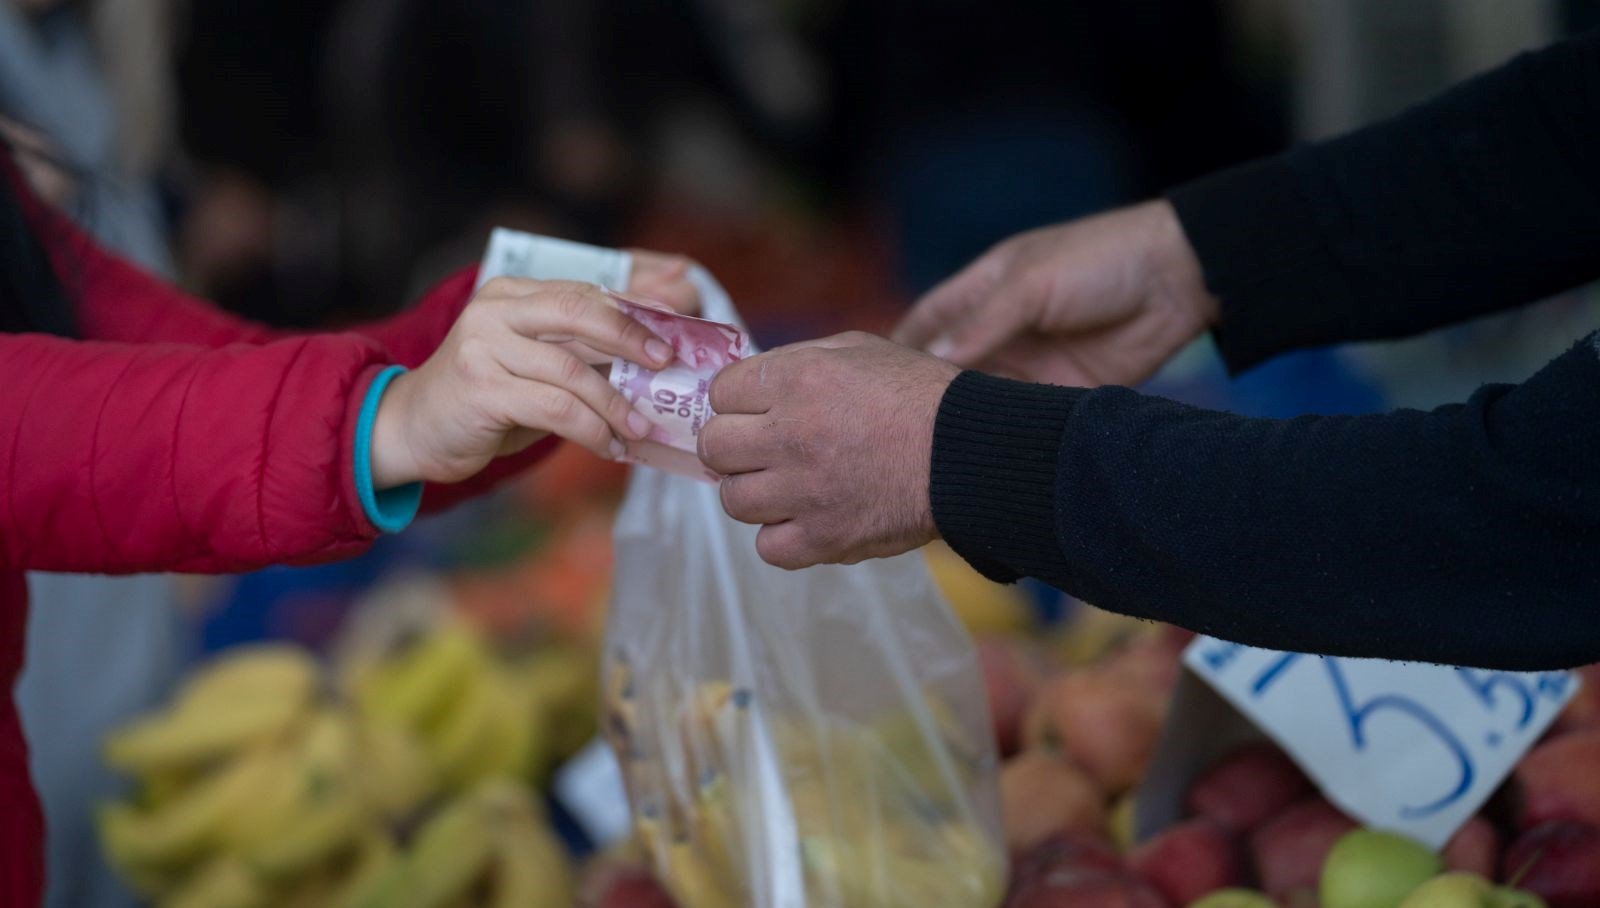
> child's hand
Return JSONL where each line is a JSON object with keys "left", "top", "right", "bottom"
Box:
{"left": 369, "top": 279, "right": 674, "bottom": 487}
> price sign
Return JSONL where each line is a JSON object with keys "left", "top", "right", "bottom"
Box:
{"left": 1184, "top": 638, "right": 1577, "bottom": 847}
{"left": 552, "top": 738, "right": 633, "bottom": 847}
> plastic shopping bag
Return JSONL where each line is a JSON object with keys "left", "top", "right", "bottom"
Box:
{"left": 602, "top": 273, "right": 1006, "bottom": 908}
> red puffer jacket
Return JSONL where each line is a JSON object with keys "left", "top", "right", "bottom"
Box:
{"left": 0, "top": 164, "right": 554, "bottom": 904}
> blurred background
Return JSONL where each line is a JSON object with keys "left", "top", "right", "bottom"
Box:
{"left": 5, "top": 0, "right": 1599, "bottom": 905}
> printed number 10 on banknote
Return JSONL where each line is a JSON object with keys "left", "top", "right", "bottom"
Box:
{"left": 608, "top": 293, "right": 751, "bottom": 482}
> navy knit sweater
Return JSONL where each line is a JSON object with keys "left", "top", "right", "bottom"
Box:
{"left": 929, "top": 31, "right": 1600, "bottom": 670}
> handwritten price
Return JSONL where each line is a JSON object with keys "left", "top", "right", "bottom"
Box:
{"left": 1187, "top": 639, "right": 1576, "bottom": 846}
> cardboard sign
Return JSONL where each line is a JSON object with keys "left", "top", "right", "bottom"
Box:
{"left": 1149, "top": 638, "right": 1577, "bottom": 848}
{"left": 475, "top": 229, "right": 632, "bottom": 292}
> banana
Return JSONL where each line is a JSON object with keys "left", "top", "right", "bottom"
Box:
{"left": 520, "top": 647, "right": 598, "bottom": 768}
{"left": 688, "top": 772, "right": 740, "bottom": 882}
{"left": 98, "top": 747, "right": 279, "bottom": 870}
{"left": 479, "top": 780, "right": 574, "bottom": 908}
{"left": 422, "top": 664, "right": 500, "bottom": 789}
{"left": 156, "top": 856, "right": 267, "bottom": 908}
{"left": 245, "top": 790, "right": 365, "bottom": 881}
{"left": 358, "top": 623, "right": 485, "bottom": 732}
{"left": 329, "top": 833, "right": 400, "bottom": 908}
{"left": 358, "top": 720, "right": 437, "bottom": 820}
{"left": 175, "top": 644, "right": 319, "bottom": 714}
{"left": 663, "top": 839, "right": 739, "bottom": 908}
{"left": 104, "top": 691, "right": 309, "bottom": 775}
{"left": 396, "top": 789, "right": 496, "bottom": 908}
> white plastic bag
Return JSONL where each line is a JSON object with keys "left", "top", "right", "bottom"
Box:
{"left": 602, "top": 272, "right": 1005, "bottom": 908}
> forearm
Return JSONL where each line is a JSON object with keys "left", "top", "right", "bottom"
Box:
{"left": 1167, "top": 30, "right": 1600, "bottom": 372}
{"left": 932, "top": 338, "right": 1600, "bottom": 670}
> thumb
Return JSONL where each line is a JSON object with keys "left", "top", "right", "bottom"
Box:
{"left": 926, "top": 286, "right": 1031, "bottom": 367}
{"left": 892, "top": 257, "right": 996, "bottom": 349}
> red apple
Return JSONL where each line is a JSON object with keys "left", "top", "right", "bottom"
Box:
{"left": 1248, "top": 798, "right": 1358, "bottom": 900}
{"left": 1101, "top": 633, "right": 1184, "bottom": 704}
{"left": 1184, "top": 742, "right": 1312, "bottom": 832}
{"left": 1001, "top": 750, "right": 1108, "bottom": 851}
{"left": 1501, "top": 822, "right": 1600, "bottom": 908}
{"left": 1441, "top": 815, "right": 1500, "bottom": 875}
{"left": 1010, "top": 831, "right": 1124, "bottom": 895}
{"left": 1127, "top": 818, "right": 1245, "bottom": 906}
{"left": 588, "top": 868, "right": 679, "bottom": 908}
{"left": 1025, "top": 671, "right": 1164, "bottom": 793}
{"left": 1007, "top": 865, "right": 1170, "bottom": 908}
{"left": 1513, "top": 729, "right": 1600, "bottom": 829}
{"left": 981, "top": 639, "right": 1047, "bottom": 757}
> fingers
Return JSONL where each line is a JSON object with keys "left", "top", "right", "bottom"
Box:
{"left": 502, "top": 382, "right": 618, "bottom": 460}
{"left": 481, "top": 278, "right": 675, "bottom": 370}
{"left": 717, "top": 471, "right": 792, "bottom": 526}
{"left": 493, "top": 339, "right": 649, "bottom": 446}
{"left": 754, "top": 522, "right": 817, "bottom": 571}
{"left": 707, "top": 355, "right": 779, "bottom": 415}
{"left": 698, "top": 414, "right": 772, "bottom": 476}
{"left": 926, "top": 284, "right": 1030, "bottom": 367}
{"left": 892, "top": 257, "right": 994, "bottom": 349}
{"left": 627, "top": 250, "right": 700, "bottom": 314}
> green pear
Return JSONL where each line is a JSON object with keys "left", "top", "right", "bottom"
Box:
{"left": 1397, "top": 873, "right": 1492, "bottom": 908}
{"left": 1321, "top": 829, "right": 1443, "bottom": 908}
{"left": 1189, "top": 889, "right": 1277, "bottom": 908}
{"left": 1487, "top": 889, "right": 1548, "bottom": 908}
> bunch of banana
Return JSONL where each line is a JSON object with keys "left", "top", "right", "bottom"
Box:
{"left": 346, "top": 618, "right": 597, "bottom": 792}
{"left": 604, "top": 661, "right": 1006, "bottom": 908}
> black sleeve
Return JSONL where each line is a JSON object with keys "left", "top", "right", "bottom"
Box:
{"left": 1166, "top": 31, "right": 1600, "bottom": 373}
{"left": 929, "top": 335, "right": 1600, "bottom": 671}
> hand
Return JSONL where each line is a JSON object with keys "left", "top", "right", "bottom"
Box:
{"left": 627, "top": 250, "right": 701, "bottom": 316}
{"left": 370, "top": 279, "right": 675, "bottom": 487}
{"left": 893, "top": 200, "right": 1217, "bottom": 387}
{"left": 700, "top": 332, "right": 960, "bottom": 570}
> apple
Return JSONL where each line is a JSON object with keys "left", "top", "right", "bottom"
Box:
{"left": 1127, "top": 818, "right": 1244, "bottom": 906}
{"left": 1006, "top": 866, "right": 1170, "bottom": 908}
{"left": 1250, "top": 798, "right": 1358, "bottom": 899}
{"left": 1010, "top": 830, "right": 1124, "bottom": 892}
{"left": 1025, "top": 670, "right": 1164, "bottom": 793}
{"left": 1002, "top": 750, "right": 1108, "bottom": 851}
{"left": 1501, "top": 822, "right": 1600, "bottom": 908}
{"left": 1513, "top": 730, "right": 1600, "bottom": 829}
{"left": 590, "top": 868, "right": 679, "bottom": 908}
{"left": 1184, "top": 742, "right": 1311, "bottom": 832}
{"left": 1396, "top": 873, "right": 1491, "bottom": 908}
{"left": 1101, "top": 633, "right": 1184, "bottom": 703}
{"left": 1441, "top": 816, "right": 1499, "bottom": 876}
{"left": 1188, "top": 890, "right": 1276, "bottom": 908}
{"left": 1320, "top": 828, "right": 1441, "bottom": 908}
{"left": 1280, "top": 889, "right": 1322, "bottom": 908}
{"left": 980, "top": 639, "right": 1046, "bottom": 757}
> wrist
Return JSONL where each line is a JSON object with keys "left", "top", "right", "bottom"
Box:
{"left": 1142, "top": 199, "right": 1219, "bottom": 328}
{"left": 369, "top": 370, "right": 423, "bottom": 489}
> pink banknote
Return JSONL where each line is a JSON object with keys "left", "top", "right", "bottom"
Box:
{"left": 607, "top": 292, "right": 751, "bottom": 482}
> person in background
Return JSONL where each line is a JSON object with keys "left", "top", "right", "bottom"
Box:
{"left": 0, "top": 138, "right": 699, "bottom": 904}
{"left": 700, "top": 29, "right": 1600, "bottom": 672}
{"left": 1, "top": 0, "right": 187, "bottom": 902}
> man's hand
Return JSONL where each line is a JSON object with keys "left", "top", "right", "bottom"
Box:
{"left": 701, "top": 332, "right": 960, "bottom": 570}
{"left": 893, "top": 200, "right": 1218, "bottom": 387}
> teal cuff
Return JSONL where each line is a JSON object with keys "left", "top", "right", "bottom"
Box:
{"left": 355, "top": 365, "right": 423, "bottom": 534}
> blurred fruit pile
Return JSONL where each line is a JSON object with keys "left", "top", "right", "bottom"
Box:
{"left": 98, "top": 609, "right": 594, "bottom": 908}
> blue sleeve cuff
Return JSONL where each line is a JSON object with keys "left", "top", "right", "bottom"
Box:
{"left": 355, "top": 365, "right": 424, "bottom": 534}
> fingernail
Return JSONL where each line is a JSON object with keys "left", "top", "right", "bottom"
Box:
{"left": 927, "top": 336, "right": 954, "bottom": 359}
{"left": 646, "top": 338, "right": 673, "bottom": 364}
{"left": 608, "top": 438, "right": 625, "bottom": 459}
{"left": 627, "top": 411, "right": 651, "bottom": 438}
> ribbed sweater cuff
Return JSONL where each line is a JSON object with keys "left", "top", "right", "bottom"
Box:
{"left": 930, "top": 371, "right": 1084, "bottom": 584}
{"left": 1166, "top": 154, "right": 1348, "bottom": 375}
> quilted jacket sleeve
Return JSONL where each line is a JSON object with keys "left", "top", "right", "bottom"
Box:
{"left": 0, "top": 330, "right": 394, "bottom": 574}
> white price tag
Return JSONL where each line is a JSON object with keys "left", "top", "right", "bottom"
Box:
{"left": 1184, "top": 637, "right": 1577, "bottom": 848}
{"left": 552, "top": 738, "right": 633, "bottom": 847}
{"left": 475, "top": 228, "right": 633, "bottom": 292}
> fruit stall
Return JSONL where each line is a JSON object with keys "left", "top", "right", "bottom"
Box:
{"left": 93, "top": 432, "right": 1600, "bottom": 908}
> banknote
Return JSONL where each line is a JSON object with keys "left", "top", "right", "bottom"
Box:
{"left": 608, "top": 292, "right": 751, "bottom": 482}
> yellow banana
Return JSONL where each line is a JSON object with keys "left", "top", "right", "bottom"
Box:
{"left": 664, "top": 840, "right": 739, "bottom": 908}
{"left": 521, "top": 647, "right": 598, "bottom": 768}
{"left": 689, "top": 772, "right": 740, "bottom": 882}
{"left": 104, "top": 691, "right": 308, "bottom": 775}
{"left": 1108, "top": 792, "right": 1136, "bottom": 852}
{"left": 396, "top": 790, "right": 496, "bottom": 908}
{"left": 358, "top": 623, "right": 485, "bottom": 732}
{"left": 358, "top": 720, "right": 436, "bottom": 820}
{"left": 156, "top": 856, "right": 267, "bottom": 908}
{"left": 423, "top": 666, "right": 503, "bottom": 790}
{"left": 174, "top": 644, "right": 319, "bottom": 713}
{"left": 329, "top": 833, "right": 400, "bottom": 908}
{"left": 480, "top": 781, "right": 574, "bottom": 908}
{"left": 98, "top": 747, "right": 278, "bottom": 869}
{"left": 245, "top": 790, "right": 365, "bottom": 881}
